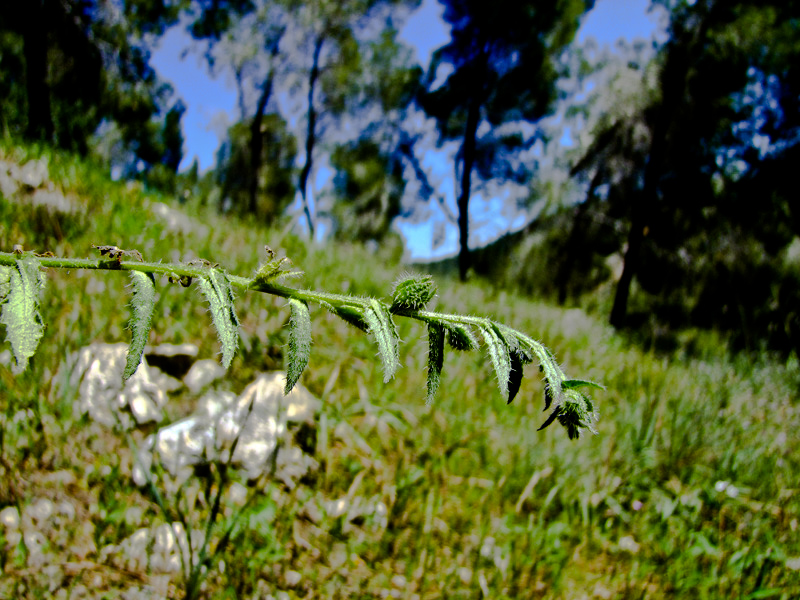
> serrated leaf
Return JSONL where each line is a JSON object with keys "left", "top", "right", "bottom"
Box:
{"left": 197, "top": 269, "right": 240, "bottom": 368}
{"left": 364, "top": 299, "right": 400, "bottom": 382}
{"left": 537, "top": 406, "right": 561, "bottom": 432}
{"left": 426, "top": 323, "right": 445, "bottom": 405}
{"left": 0, "top": 258, "right": 46, "bottom": 374}
{"left": 285, "top": 298, "right": 311, "bottom": 394}
{"left": 478, "top": 321, "right": 511, "bottom": 398}
{"left": 124, "top": 270, "right": 157, "bottom": 381}
{"left": 544, "top": 383, "right": 555, "bottom": 411}
{"left": 507, "top": 350, "right": 525, "bottom": 405}
{"left": 390, "top": 274, "right": 437, "bottom": 312}
{"left": 445, "top": 324, "right": 477, "bottom": 351}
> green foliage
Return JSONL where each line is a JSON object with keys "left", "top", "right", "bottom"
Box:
{"left": 196, "top": 268, "right": 241, "bottom": 369}
{"left": 0, "top": 0, "right": 184, "bottom": 174}
{"left": 425, "top": 323, "right": 445, "bottom": 404}
{"left": 123, "top": 270, "right": 156, "bottom": 380}
{"left": 330, "top": 139, "right": 406, "bottom": 241}
{"left": 0, "top": 257, "right": 45, "bottom": 374}
{"left": 419, "top": 0, "right": 595, "bottom": 279}
{"left": 216, "top": 116, "right": 297, "bottom": 222}
{"left": 2, "top": 145, "right": 799, "bottom": 599}
{"left": 285, "top": 298, "right": 312, "bottom": 394}
{"left": 0, "top": 253, "right": 600, "bottom": 438}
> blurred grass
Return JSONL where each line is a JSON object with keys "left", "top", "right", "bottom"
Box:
{"left": 1, "top": 141, "right": 799, "bottom": 598}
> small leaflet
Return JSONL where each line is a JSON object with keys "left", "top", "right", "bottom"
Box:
{"left": 507, "top": 350, "right": 525, "bottom": 405}
{"left": 124, "top": 270, "right": 157, "bottom": 381}
{"left": 197, "top": 269, "right": 240, "bottom": 369}
{"left": 285, "top": 298, "right": 312, "bottom": 394}
{"left": 0, "top": 258, "right": 46, "bottom": 374}
{"left": 332, "top": 304, "right": 369, "bottom": 331}
{"left": 364, "top": 299, "right": 400, "bottom": 382}
{"left": 478, "top": 321, "right": 511, "bottom": 399}
{"left": 426, "top": 323, "right": 445, "bottom": 405}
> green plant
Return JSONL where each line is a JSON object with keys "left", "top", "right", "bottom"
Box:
{"left": 0, "top": 245, "right": 601, "bottom": 439}
{"left": 1, "top": 243, "right": 602, "bottom": 598}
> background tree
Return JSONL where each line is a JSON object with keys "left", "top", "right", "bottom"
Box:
{"left": 327, "top": 25, "right": 422, "bottom": 241}
{"left": 419, "top": 0, "right": 595, "bottom": 280}
{"left": 0, "top": 0, "right": 185, "bottom": 180}
{"left": 216, "top": 114, "right": 297, "bottom": 223}
{"left": 189, "top": 0, "right": 420, "bottom": 236}
{"left": 559, "top": 0, "right": 800, "bottom": 353}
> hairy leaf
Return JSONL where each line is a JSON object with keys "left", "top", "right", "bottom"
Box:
{"left": 327, "top": 303, "right": 369, "bottom": 331}
{"left": 364, "top": 299, "right": 400, "bottom": 382}
{"left": 390, "top": 274, "right": 437, "bottom": 312}
{"left": 426, "top": 323, "right": 445, "bottom": 405}
{"left": 285, "top": 298, "right": 312, "bottom": 394}
{"left": 507, "top": 350, "right": 525, "bottom": 405}
{"left": 197, "top": 269, "right": 240, "bottom": 368}
{"left": 124, "top": 270, "right": 157, "bottom": 381}
{"left": 0, "top": 258, "right": 46, "bottom": 374}
{"left": 445, "top": 323, "right": 477, "bottom": 351}
{"left": 478, "top": 321, "right": 511, "bottom": 398}
{"left": 537, "top": 405, "right": 561, "bottom": 432}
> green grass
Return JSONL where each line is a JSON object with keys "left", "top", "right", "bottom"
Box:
{"left": 1, "top": 141, "right": 799, "bottom": 598}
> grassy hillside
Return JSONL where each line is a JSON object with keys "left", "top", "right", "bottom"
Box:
{"left": 1, "top": 142, "right": 799, "bottom": 598}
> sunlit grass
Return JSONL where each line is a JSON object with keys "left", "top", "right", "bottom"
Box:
{"left": 1, "top": 143, "right": 799, "bottom": 598}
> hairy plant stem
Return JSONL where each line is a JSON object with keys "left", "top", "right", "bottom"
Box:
{"left": 0, "top": 252, "right": 490, "bottom": 328}
{"left": 1, "top": 250, "right": 601, "bottom": 440}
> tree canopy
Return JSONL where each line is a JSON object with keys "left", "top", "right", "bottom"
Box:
{"left": 419, "top": 0, "right": 595, "bottom": 280}
{"left": 0, "top": 0, "right": 185, "bottom": 182}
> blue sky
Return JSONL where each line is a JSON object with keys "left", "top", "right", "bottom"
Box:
{"left": 150, "top": 0, "right": 665, "bottom": 257}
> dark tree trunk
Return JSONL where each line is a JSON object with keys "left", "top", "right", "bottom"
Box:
{"left": 298, "top": 35, "right": 324, "bottom": 237}
{"left": 248, "top": 72, "right": 275, "bottom": 215}
{"left": 248, "top": 32, "right": 283, "bottom": 216}
{"left": 22, "top": 0, "right": 53, "bottom": 142}
{"left": 609, "top": 15, "right": 701, "bottom": 328}
{"left": 457, "top": 93, "right": 482, "bottom": 281}
{"left": 610, "top": 202, "right": 647, "bottom": 327}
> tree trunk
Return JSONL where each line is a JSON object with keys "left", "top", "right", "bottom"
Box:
{"left": 249, "top": 72, "right": 275, "bottom": 215}
{"left": 609, "top": 16, "right": 700, "bottom": 328}
{"left": 248, "top": 32, "right": 283, "bottom": 217}
{"left": 457, "top": 94, "right": 482, "bottom": 281}
{"left": 22, "top": 0, "right": 53, "bottom": 142}
{"left": 298, "top": 35, "right": 324, "bottom": 237}
{"left": 609, "top": 206, "right": 646, "bottom": 327}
